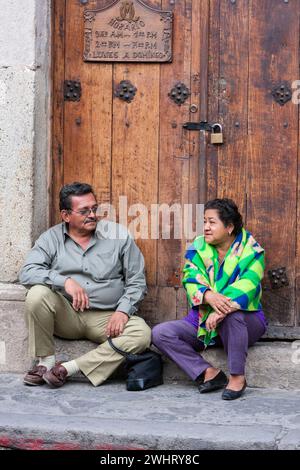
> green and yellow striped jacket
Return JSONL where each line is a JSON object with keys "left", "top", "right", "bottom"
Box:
{"left": 182, "top": 228, "right": 265, "bottom": 347}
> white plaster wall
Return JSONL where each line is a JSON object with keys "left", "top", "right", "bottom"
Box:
{"left": 0, "top": 0, "right": 50, "bottom": 282}
{"left": 0, "top": 1, "right": 36, "bottom": 67}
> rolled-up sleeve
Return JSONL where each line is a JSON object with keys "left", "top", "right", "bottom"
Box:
{"left": 19, "top": 234, "right": 68, "bottom": 289}
{"left": 116, "top": 235, "right": 147, "bottom": 316}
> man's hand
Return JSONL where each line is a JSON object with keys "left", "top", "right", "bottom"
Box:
{"left": 205, "top": 312, "right": 225, "bottom": 332}
{"left": 64, "top": 278, "right": 89, "bottom": 312}
{"left": 204, "top": 290, "right": 234, "bottom": 316}
{"left": 106, "top": 311, "right": 129, "bottom": 338}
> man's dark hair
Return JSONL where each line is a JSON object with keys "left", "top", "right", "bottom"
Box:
{"left": 59, "top": 182, "right": 96, "bottom": 211}
{"left": 204, "top": 198, "right": 243, "bottom": 236}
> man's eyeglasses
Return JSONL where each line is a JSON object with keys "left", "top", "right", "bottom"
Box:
{"left": 68, "top": 206, "right": 98, "bottom": 217}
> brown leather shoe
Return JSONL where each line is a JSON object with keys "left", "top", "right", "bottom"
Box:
{"left": 23, "top": 365, "right": 47, "bottom": 386}
{"left": 43, "top": 363, "right": 68, "bottom": 388}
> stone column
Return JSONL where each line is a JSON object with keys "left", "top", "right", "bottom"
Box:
{"left": 0, "top": 0, "right": 51, "bottom": 371}
{"left": 0, "top": 0, "right": 51, "bottom": 283}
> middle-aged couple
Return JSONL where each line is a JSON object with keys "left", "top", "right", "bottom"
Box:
{"left": 19, "top": 182, "right": 266, "bottom": 401}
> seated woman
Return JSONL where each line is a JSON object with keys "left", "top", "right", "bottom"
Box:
{"left": 152, "top": 198, "right": 267, "bottom": 400}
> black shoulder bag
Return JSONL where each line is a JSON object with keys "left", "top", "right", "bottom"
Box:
{"left": 108, "top": 337, "right": 163, "bottom": 391}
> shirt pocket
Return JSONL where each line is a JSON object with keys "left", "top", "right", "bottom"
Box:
{"left": 91, "top": 250, "right": 122, "bottom": 280}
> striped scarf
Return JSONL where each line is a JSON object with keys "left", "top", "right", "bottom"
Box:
{"left": 182, "top": 228, "right": 265, "bottom": 347}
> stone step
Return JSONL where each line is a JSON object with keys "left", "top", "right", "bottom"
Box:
{"left": 1, "top": 283, "right": 299, "bottom": 389}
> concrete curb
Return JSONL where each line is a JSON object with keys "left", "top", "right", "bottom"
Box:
{"left": 0, "top": 413, "right": 282, "bottom": 450}
{"left": 0, "top": 374, "right": 300, "bottom": 450}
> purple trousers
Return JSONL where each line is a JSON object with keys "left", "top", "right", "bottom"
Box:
{"left": 152, "top": 311, "right": 266, "bottom": 380}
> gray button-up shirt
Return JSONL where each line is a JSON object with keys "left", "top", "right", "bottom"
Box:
{"left": 19, "top": 220, "right": 147, "bottom": 316}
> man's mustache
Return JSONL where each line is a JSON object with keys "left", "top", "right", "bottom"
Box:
{"left": 84, "top": 218, "right": 97, "bottom": 224}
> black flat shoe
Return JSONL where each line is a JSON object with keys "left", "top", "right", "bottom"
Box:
{"left": 195, "top": 373, "right": 204, "bottom": 386}
{"left": 222, "top": 381, "right": 247, "bottom": 400}
{"left": 198, "top": 370, "right": 228, "bottom": 394}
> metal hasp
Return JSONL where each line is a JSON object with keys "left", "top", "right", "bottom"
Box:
{"left": 64, "top": 80, "right": 81, "bottom": 102}
{"left": 268, "top": 267, "right": 289, "bottom": 289}
{"left": 169, "top": 82, "right": 190, "bottom": 105}
{"left": 115, "top": 80, "right": 137, "bottom": 103}
{"left": 182, "top": 121, "right": 213, "bottom": 131}
{"left": 271, "top": 83, "right": 292, "bottom": 106}
{"left": 183, "top": 121, "right": 224, "bottom": 144}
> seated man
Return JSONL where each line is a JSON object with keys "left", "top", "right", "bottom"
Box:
{"left": 19, "top": 182, "right": 151, "bottom": 388}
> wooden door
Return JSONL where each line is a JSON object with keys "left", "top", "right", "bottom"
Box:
{"left": 52, "top": 0, "right": 300, "bottom": 336}
{"left": 52, "top": 0, "right": 209, "bottom": 327}
{"left": 206, "top": 0, "right": 300, "bottom": 337}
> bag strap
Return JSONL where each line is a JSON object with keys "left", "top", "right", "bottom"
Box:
{"left": 107, "top": 336, "right": 130, "bottom": 359}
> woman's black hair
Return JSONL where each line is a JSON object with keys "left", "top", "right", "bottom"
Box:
{"left": 204, "top": 198, "right": 243, "bottom": 236}
{"left": 59, "top": 182, "right": 95, "bottom": 211}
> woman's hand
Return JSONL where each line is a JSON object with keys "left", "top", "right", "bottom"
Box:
{"left": 205, "top": 312, "right": 225, "bottom": 332}
{"left": 204, "top": 290, "right": 233, "bottom": 316}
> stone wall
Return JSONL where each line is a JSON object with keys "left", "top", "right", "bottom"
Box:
{"left": 0, "top": 0, "right": 51, "bottom": 283}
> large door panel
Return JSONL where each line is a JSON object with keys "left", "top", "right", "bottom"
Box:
{"left": 52, "top": 0, "right": 300, "bottom": 335}
{"left": 206, "top": 0, "right": 299, "bottom": 334}
{"left": 52, "top": 0, "right": 208, "bottom": 326}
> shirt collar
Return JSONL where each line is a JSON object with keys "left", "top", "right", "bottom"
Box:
{"left": 62, "top": 222, "right": 97, "bottom": 243}
{"left": 62, "top": 222, "right": 69, "bottom": 240}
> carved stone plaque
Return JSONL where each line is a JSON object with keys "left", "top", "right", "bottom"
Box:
{"left": 83, "top": 0, "right": 173, "bottom": 63}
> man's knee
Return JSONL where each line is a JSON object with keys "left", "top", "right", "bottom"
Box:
{"left": 25, "top": 285, "right": 53, "bottom": 312}
{"left": 128, "top": 317, "right": 151, "bottom": 351}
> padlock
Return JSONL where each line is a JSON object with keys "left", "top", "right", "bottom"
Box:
{"left": 210, "top": 123, "right": 223, "bottom": 144}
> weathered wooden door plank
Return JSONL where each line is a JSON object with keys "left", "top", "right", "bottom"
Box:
{"left": 247, "top": 0, "right": 299, "bottom": 325}
{"left": 51, "top": 0, "right": 66, "bottom": 224}
{"left": 63, "top": 0, "right": 113, "bottom": 207}
{"left": 111, "top": 0, "right": 161, "bottom": 288}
